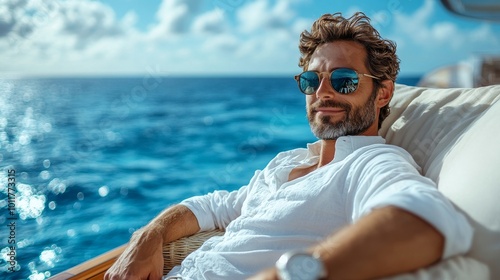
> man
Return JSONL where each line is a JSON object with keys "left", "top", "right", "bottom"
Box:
{"left": 105, "top": 12, "right": 472, "bottom": 280}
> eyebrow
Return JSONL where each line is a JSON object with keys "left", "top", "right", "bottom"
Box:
{"left": 307, "top": 67, "right": 355, "bottom": 73}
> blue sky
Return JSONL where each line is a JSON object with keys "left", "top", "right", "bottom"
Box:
{"left": 1, "top": 0, "right": 500, "bottom": 77}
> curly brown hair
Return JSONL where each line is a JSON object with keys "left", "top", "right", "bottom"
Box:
{"left": 298, "top": 12, "right": 400, "bottom": 129}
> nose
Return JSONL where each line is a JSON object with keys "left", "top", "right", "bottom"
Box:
{"left": 315, "top": 75, "right": 335, "bottom": 100}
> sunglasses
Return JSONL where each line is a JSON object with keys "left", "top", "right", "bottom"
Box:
{"left": 294, "top": 68, "right": 380, "bottom": 95}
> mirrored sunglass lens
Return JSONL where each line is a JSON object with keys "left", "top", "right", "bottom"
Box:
{"left": 331, "top": 68, "right": 359, "bottom": 94}
{"left": 299, "top": 72, "right": 319, "bottom": 94}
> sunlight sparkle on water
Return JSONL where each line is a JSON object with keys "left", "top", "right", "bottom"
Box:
{"left": 39, "top": 170, "right": 50, "bottom": 180}
{"left": 39, "top": 249, "right": 57, "bottom": 268}
{"left": 18, "top": 239, "right": 34, "bottom": 248}
{"left": 77, "top": 192, "right": 84, "bottom": 200}
{"left": 98, "top": 186, "right": 109, "bottom": 197}
{"left": 48, "top": 178, "right": 67, "bottom": 195}
{"left": 48, "top": 201, "right": 56, "bottom": 210}
{"left": 91, "top": 224, "right": 100, "bottom": 233}
{"left": 17, "top": 183, "right": 46, "bottom": 220}
{"left": 1, "top": 246, "right": 21, "bottom": 272}
{"left": 1, "top": 246, "right": 12, "bottom": 262}
{"left": 28, "top": 272, "right": 45, "bottom": 280}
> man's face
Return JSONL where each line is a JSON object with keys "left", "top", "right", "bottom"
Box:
{"left": 305, "top": 41, "right": 379, "bottom": 140}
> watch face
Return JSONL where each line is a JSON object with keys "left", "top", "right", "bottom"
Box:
{"left": 284, "top": 253, "right": 323, "bottom": 280}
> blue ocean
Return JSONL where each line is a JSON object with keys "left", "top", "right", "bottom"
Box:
{"left": 0, "top": 76, "right": 419, "bottom": 279}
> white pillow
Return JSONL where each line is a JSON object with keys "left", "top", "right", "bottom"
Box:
{"left": 382, "top": 255, "right": 489, "bottom": 280}
{"left": 380, "top": 84, "right": 500, "bottom": 279}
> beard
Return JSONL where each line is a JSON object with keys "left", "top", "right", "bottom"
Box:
{"left": 308, "top": 90, "right": 377, "bottom": 140}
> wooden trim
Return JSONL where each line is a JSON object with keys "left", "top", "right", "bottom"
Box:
{"left": 49, "top": 244, "right": 127, "bottom": 280}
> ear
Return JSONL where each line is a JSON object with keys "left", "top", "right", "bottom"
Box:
{"left": 376, "top": 80, "right": 394, "bottom": 109}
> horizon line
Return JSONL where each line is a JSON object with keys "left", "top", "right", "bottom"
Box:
{"left": 0, "top": 73, "right": 425, "bottom": 79}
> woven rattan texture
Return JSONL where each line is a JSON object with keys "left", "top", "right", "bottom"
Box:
{"left": 163, "top": 229, "right": 224, "bottom": 274}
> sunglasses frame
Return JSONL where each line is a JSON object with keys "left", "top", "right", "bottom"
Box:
{"left": 294, "top": 68, "right": 380, "bottom": 95}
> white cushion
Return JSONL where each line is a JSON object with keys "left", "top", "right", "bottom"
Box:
{"left": 379, "top": 84, "right": 500, "bottom": 279}
{"left": 382, "top": 255, "right": 489, "bottom": 280}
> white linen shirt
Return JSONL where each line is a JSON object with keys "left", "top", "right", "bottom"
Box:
{"left": 166, "top": 136, "right": 473, "bottom": 279}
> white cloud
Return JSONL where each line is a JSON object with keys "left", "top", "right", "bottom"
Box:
{"left": 237, "top": 0, "right": 295, "bottom": 34}
{"left": 431, "top": 22, "right": 461, "bottom": 47}
{"left": 1, "top": 0, "right": 133, "bottom": 54}
{"left": 393, "top": 0, "right": 435, "bottom": 44}
{"left": 470, "top": 24, "right": 499, "bottom": 44}
{"left": 0, "top": 0, "right": 308, "bottom": 76}
{"left": 345, "top": 6, "right": 363, "bottom": 18}
{"left": 0, "top": 0, "right": 145, "bottom": 76}
{"left": 148, "top": 0, "right": 203, "bottom": 38}
{"left": 291, "top": 18, "right": 312, "bottom": 36}
{"left": 201, "top": 34, "right": 239, "bottom": 53}
{"left": 0, "top": 5, "right": 15, "bottom": 37}
{"left": 192, "top": 9, "right": 228, "bottom": 34}
{"left": 3, "top": 0, "right": 497, "bottom": 77}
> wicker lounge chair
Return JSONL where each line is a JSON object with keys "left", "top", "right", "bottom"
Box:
{"left": 162, "top": 229, "right": 224, "bottom": 274}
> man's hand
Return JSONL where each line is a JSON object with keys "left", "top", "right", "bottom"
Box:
{"left": 105, "top": 205, "right": 200, "bottom": 280}
{"left": 105, "top": 228, "right": 164, "bottom": 280}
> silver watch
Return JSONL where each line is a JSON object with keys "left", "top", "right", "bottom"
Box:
{"left": 276, "top": 251, "right": 326, "bottom": 280}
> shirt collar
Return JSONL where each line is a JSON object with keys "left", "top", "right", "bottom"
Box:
{"left": 307, "top": 135, "right": 386, "bottom": 163}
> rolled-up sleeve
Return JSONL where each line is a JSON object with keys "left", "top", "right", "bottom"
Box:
{"left": 347, "top": 146, "right": 473, "bottom": 259}
{"left": 179, "top": 170, "right": 261, "bottom": 231}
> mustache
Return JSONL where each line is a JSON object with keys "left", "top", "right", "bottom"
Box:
{"left": 311, "top": 100, "right": 351, "bottom": 111}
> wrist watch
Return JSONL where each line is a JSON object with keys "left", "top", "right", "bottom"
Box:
{"left": 276, "top": 251, "right": 327, "bottom": 280}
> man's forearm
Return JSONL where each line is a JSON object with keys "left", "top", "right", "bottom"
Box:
{"left": 105, "top": 205, "right": 200, "bottom": 280}
{"left": 144, "top": 204, "right": 200, "bottom": 244}
{"left": 312, "top": 206, "right": 444, "bottom": 280}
